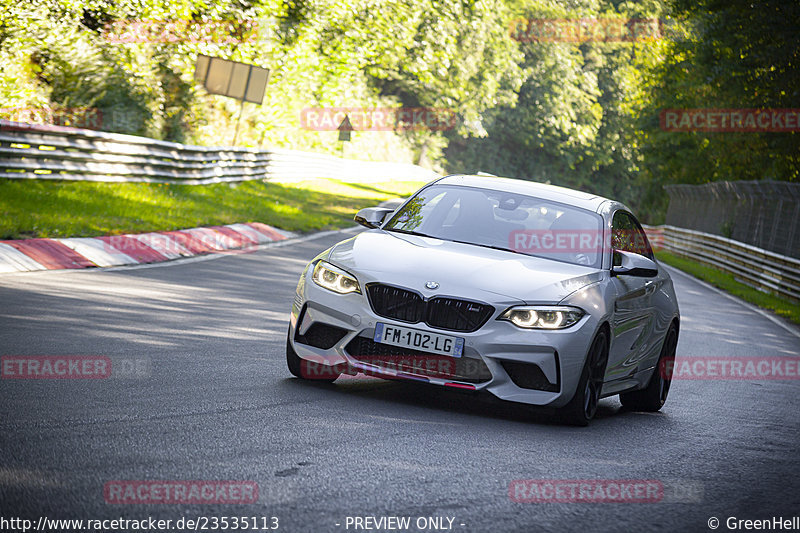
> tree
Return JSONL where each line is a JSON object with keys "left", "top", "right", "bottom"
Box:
{"left": 636, "top": 0, "right": 800, "bottom": 219}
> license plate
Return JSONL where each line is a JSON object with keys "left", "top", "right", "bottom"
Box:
{"left": 373, "top": 323, "right": 464, "bottom": 358}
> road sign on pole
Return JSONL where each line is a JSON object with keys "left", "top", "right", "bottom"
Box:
{"left": 338, "top": 115, "right": 353, "bottom": 142}
{"left": 194, "top": 54, "right": 270, "bottom": 145}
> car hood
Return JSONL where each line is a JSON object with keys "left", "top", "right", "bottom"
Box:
{"left": 327, "top": 230, "right": 604, "bottom": 304}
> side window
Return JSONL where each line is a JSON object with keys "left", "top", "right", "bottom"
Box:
{"left": 612, "top": 211, "right": 654, "bottom": 260}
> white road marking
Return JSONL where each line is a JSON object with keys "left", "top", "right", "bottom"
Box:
{"left": 98, "top": 226, "right": 362, "bottom": 272}
{"left": 57, "top": 237, "right": 135, "bottom": 267}
{"left": 663, "top": 263, "right": 800, "bottom": 339}
{"left": 0, "top": 226, "right": 362, "bottom": 278}
{"left": 0, "top": 243, "right": 46, "bottom": 272}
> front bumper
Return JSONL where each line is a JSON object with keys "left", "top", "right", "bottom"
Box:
{"left": 288, "top": 267, "right": 601, "bottom": 408}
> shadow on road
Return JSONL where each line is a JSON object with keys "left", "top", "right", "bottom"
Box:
{"left": 281, "top": 375, "right": 673, "bottom": 429}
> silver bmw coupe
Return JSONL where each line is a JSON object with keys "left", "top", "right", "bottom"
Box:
{"left": 287, "top": 175, "right": 680, "bottom": 425}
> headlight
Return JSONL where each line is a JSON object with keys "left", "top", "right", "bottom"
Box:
{"left": 312, "top": 261, "right": 361, "bottom": 294}
{"left": 498, "top": 306, "right": 584, "bottom": 329}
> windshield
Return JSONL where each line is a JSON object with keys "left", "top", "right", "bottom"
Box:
{"left": 383, "top": 184, "right": 604, "bottom": 268}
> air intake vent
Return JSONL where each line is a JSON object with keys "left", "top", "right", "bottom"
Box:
{"left": 499, "top": 360, "right": 559, "bottom": 392}
{"left": 345, "top": 336, "right": 492, "bottom": 384}
{"left": 295, "top": 322, "right": 348, "bottom": 350}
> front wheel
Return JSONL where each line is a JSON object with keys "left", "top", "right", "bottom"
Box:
{"left": 619, "top": 323, "right": 678, "bottom": 412}
{"left": 559, "top": 328, "right": 609, "bottom": 426}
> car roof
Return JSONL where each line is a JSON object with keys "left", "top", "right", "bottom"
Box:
{"left": 435, "top": 174, "right": 614, "bottom": 213}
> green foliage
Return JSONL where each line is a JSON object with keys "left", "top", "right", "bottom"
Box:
{"left": 0, "top": 177, "right": 427, "bottom": 239}
{"left": 0, "top": 0, "right": 523, "bottom": 168}
{"left": 444, "top": 0, "right": 669, "bottom": 217}
{"left": 635, "top": 0, "right": 800, "bottom": 220}
{"left": 1, "top": 0, "right": 797, "bottom": 225}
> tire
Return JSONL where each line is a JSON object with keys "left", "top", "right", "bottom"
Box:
{"left": 559, "top": 328, "right": 609, "bottom": 426}
{"left": 286, "top": 328, "right": 340, "bottom": 382}
{"left": 619, "top": 323, "right": 678, "bottom": 412}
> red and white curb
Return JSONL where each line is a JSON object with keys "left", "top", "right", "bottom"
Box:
{"left": 0, "top": 222, "right": 294, "bottom": 273}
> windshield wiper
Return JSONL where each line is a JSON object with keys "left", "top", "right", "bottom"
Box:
{"left": 449, "top": 240, "right": 525, "bottom": 255}
{"left": 384, "top": 228, "right": 437, "bottom": 239}
{"left": 386, "top": 231, "right": 525, "bottom": 256}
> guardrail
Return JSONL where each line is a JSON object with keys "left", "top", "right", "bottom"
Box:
{"left": 644, "top": 225, "right": 800, "bottom": 302}
{"left": 0, "top": 120, "right": 438, "bottom": 184}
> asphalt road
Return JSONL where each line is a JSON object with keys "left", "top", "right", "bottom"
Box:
{"left": 1, "top": 229, "right": 799, "bottom": 533}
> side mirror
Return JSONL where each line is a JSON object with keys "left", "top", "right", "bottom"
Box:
{"left": 354, "top": 207, "right": 394, "bottom": 229}
{"left": 612, "top": 250, "right": 658, "bottom": 277}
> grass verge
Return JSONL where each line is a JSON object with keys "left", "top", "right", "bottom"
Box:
{"left": 656, "top": 250, "right": 800, "bottom": 325}
{"left": 0, "top": 178, "right": 426, "bottom": 239}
